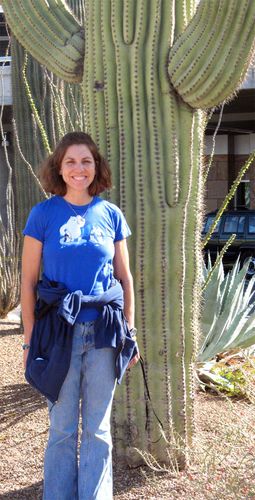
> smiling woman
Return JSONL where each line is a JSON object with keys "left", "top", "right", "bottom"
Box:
{"left": 60, "top": 144, "right": 96, "bottom": 203}
{"left": 39, "top": 132, "right": 112, "bottom": 200}
{"left": 21, "top": 131, "right": 139, "bottom": 500}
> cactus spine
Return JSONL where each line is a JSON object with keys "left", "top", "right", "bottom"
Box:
{"left": 3, "top": 0, "right": 255, "bottom": 464}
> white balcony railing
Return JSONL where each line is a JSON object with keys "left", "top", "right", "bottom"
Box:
{"left": 0, "top": 56, "right": 12, "bottom": 105}
{"left": 242, "top": 65, "right": 255, "bottom": 89}
{"left": 0, "top": 56, "right": 11, "bottom": 66}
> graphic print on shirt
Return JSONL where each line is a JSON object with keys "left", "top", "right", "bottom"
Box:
{"left": 59, "top": 215, "right": 106, "bottom": 247}
{"left": 89, "top": 226, "right": 104, "bottom": 245}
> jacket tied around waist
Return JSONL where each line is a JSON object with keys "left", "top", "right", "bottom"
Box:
{"left": 25, "top": 275, "right": 138, "bottom": 403}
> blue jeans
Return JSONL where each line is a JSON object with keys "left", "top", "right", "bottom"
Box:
{"left": 43, "top": 321, "right": 116, "bottom": 500}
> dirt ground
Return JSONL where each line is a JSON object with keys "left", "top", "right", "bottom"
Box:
{"left": 1, "top": 310, "right": 255, "bottom": 500}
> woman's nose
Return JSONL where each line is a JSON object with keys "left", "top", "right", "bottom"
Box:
{"left": 76, "top": 162, "right": 86, "bottom": 170}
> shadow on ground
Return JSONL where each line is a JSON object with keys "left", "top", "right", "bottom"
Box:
{"left": 0, "top": 482, "right": 43, "bottom": 499}
{"left": 0, "top": 325, "right": 21, "bottom": 336}
{"left": 0, "top": 383, "right": 46, "bottom": 431}
{"left": 113, "top": 462, "right": 157, "bottom": 498}
{"left": 0, "top": 466, "right": 150, "bottom": 499}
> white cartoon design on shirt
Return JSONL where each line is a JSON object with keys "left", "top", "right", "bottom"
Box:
{"left": 59, "top": 216, "right": 85, "bottom": 244}
{"left": 59, "top": 218, "right": 106, "bottom": 247}
{"left": 89, "top": 226, "right": 104, "bottom": 245}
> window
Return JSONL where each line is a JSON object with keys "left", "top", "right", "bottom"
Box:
{"left": 234, "top": 180, "right": 250, "bottom": 209}
{"left": 203, "top": 215, "right": 220, "bottom": 234}
{"left": 0, "top": 13, "right": 10, "bottom": 62}
{"left": 223, "top": 215, "right": 245, "bottom": 233}
{"left": 248, "top": 215, "right": 255, "bottom": 234}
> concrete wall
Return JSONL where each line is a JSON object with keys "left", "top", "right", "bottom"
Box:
{"left": 204, "top": 134, "right": 255, "bottom": 212}
{"left": 205, "top": 134, "right": 255, "bottom": 155}
{"left": 205, "top": 155, "right": 229, "bottom": 212}
{"left": 204, "top": 153, "right": 255, "bottom": 212}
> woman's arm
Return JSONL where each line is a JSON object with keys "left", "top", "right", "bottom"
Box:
{"left": 113, "top": 239, "right": 139, "bottom": 368}
{"left": 113, "top": 239, "right": 134, "bottom": 329}
{"left": 21, "top": 235, "right": 42, "bottom": 366}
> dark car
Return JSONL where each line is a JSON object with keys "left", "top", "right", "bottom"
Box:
{"left": 202, "top": 209, "right": 255, "bottom": 275}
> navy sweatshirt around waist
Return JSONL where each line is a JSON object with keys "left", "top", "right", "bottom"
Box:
{"left": 25, "top": 275, "right": 137, "bottom": 403}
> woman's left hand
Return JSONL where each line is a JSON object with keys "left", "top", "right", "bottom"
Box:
{"left": 128, "top": 349, "right": 140, "bottom": 369}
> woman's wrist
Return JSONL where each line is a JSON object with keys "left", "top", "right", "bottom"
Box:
{"left": 23, "top": 337, "right": 32, "bottom": 345}
{"left": 22, "top": 343, "right": 30, "bottom": 350}
{"left": 129, "top": 326, "right": 137, "bottom": 341}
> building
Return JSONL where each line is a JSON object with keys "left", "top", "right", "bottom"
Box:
{"left": 0, "top": 5, "right": 12, "bottom": 224}
{"left": 205, "top": 66, "right": 255, "bottom": 212}
{"left": 0, "top": 5, "right": 11, "bottom": 132}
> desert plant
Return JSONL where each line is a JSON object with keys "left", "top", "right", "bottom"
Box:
{"left": 199, "top": 257, "right": 255, "bottom": 363}
{"left": 0, "top": 114, "right": 20, "bottom": 317}
{"left": 11, "top": 0, "right": 85, "bottom": 231}
{"left": 197, "top": 355, "right": 255, "bottom": 398}
{"left": 2, "top": 0, "right": 255, "bottom": 465}
{"left": 197, "top": 255, "right": 255, "bottom": 397}
{"left": 0, "top": 218, "right": 20, "bottom": 318}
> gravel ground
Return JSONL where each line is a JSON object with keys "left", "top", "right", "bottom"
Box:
{"left": 1, "top": 311, "right": 255, "bottom": 500}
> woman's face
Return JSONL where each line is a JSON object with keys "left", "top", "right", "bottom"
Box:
{"left": 59, "top": 144, "right": 96, "bottom": 195}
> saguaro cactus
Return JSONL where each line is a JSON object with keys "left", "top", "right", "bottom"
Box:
{"left": 11, "top": 0, "right": 85, "bottom": 231}
{"left": 3, "top": 0, "right": 255, "bottom": 464}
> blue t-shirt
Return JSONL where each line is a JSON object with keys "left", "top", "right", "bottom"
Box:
{"left": 23, "top": 195, "right": 131, "bottom": 322}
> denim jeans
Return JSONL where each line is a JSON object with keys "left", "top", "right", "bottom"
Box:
{"left": 43, "top": 321, "right": 116, "bottom": 500}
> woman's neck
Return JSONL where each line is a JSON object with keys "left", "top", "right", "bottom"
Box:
{"left": 63, "top": 191, "right": 93, "bottom": 206}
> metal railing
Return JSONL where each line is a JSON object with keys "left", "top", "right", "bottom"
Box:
{"left": 0, "top": 55, "right": 11, "bottom": 66}
{"left": 0, "top": 56, "right": 12, "bottom": 105}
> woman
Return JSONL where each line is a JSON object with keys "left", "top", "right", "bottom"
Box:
{"left": 21, "top": 131, "right": 139, "bottom": 500}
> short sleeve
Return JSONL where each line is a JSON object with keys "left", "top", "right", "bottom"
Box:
{"left": 23, "top": 204, "right": 45, "bottom": 242}
{"left": 112, "top": 207, "right": 131, "bottom": 242}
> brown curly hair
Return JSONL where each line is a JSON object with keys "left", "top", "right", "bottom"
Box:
{"left": 40, "top": 132, "right": 112, "bottom": 196}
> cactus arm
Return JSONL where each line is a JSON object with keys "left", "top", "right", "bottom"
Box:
{"left": 100, "top": 2, "right": 119, "bottom": 200}
{"left": 11, "top": 0, "right": 85, "bottom": 232}
{"left": 1, "top": 0, "right": 84, "bottom": 82}
{"left": 168, "top": 0, "right": 255, "bottom": 108}
{"left": 175, "top": 0, "right": 198, "bottom": 35}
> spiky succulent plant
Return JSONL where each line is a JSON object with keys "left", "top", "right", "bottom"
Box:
{"left": 199, "top": 257, "right": 255, "bottom": 362}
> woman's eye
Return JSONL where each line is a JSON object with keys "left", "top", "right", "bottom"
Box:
{"left": 64, "top": 159, "right": 93, "bottom": 166}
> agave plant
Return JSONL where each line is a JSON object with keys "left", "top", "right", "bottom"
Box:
{"left": 198, "top": 256, "right": 255, "bottom": 363}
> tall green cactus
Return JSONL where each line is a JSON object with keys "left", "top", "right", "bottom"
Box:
{"left": 11, "top": 0, "right": 85, "bottom": 231}
{"left": 3, "top": 0, "right": 255, "bottom": 465}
